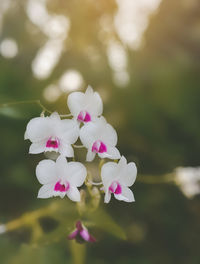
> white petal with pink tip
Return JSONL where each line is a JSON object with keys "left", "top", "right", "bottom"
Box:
{"left": 36, "top": 156, "right": 87, "bottom": 201}
{"left": 101, "top": 156, "right": 137, "bottom": 203}
{"left": 80, "top": 117, "right": 121, "bottom": 162}
{"left": 25, "top": 112, "right": 79, "bottom": 158}
{"left": 67, "top": 86, "right": 103, "bottom": 123}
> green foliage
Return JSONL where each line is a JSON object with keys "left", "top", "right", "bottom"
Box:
{"left": 86, "top": 208, "right": 126, "bottom": 240}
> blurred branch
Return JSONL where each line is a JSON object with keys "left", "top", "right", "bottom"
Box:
{"left": 0, "top": 173, "right": 176, "bottom": 239}
{"left": 138, "top": 173, "right": 175, "bottom": 184}
{"left": 3, "top": 202, "right": 60, "bottom": 234}
{"left": 0, "top": 99, "right": 52, "bottom": 114}
{"left": 0, "top": 100, "right": 72, "bottom": 117}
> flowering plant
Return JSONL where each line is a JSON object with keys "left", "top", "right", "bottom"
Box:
{"left": 24, "top": 86, "right": 137, "bottom": 243}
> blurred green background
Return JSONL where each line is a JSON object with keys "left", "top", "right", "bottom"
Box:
{"left": 1, "top": 0, "right": 200, "bottom": 263}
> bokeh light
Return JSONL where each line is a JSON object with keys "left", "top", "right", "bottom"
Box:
{"left": 0, "top": 38, "right": 18, "bottom": 58}
{"left": 59, "top": 70, "right": 84, "bottom": 92}
{"left": 115, "top": 0, "right": 162, "bottom": 49}
{"left": 32, "top": 39, "right": 63, "bottom": 79}
{"left": 43, "top": 84, "right": 61, "bottom": 102}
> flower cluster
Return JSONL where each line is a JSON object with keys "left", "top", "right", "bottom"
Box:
{"left": 25, "top": 86, "right": 137, "bottom": 204}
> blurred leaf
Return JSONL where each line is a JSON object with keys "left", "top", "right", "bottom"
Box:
{"left": 6, "top": 244, "right": 68, "bottom": 264}
{"left": 0, "top": 107, "right": 24, "bottom": 119}
{"left": 7, "top": 244, "right": 46, "bottom": 264}
{"left": 86, "top": 208, "right": 126, "bottom": 240}
{"left": 31, "top": 200, "right": 79, "bottom": 246}
{"left": 34, "top": 222, "right": 69, "bottom": 246}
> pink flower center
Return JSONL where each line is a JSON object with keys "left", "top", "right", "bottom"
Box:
{"left": 54, "top": 181, "right": 70, "bottom": 192}
{"left": 46, "top": 137, "right": 60, "bottom": 149}
{"left": 77, "top": 110, "right": 91, "bottom": 123}
{"left": 109, "top": 181, "right": 122, "bottom": 194}
{"left": 92, "top": 140, "right": 107, "bottom": 153}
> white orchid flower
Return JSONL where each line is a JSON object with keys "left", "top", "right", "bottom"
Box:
{"left": 101, "top": 156, "right": 137, "bottom": 203}
{"left": 25, "top": 112, "right": 79, "bottom": 157}
{"left": 175, "top": 167, "right": 200, "bottom": 198}
{"left": 36, "top": 156, "right": 87, "bottom": 201}
{"left": 79, "top": 117, "right": 121, "bottom": 162}
{"left": 67, "top": 86, "right": 103, "bottom": 123}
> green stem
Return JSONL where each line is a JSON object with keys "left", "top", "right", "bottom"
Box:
{"left": 138, "top": 173, "right": 175, "bottom": 184}
{"left": 0, "top": 99, "right": 72, "bottom": 117}
{"left": 69, "top": 240, "right": 86, "bottom": 264}
{"left": 0, "top": 99, "right": 52, "bottom": 113}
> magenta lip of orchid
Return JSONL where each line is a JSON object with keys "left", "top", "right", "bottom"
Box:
{"left": 77, "top": 110, "right": 91, "bottom": 123}
{"left": 54, "top": 181, "right": 70, "bottom": 192}
{"left": 109, "top": 181, "right": 122, "bottom": 194}
{"left": 68, "top": 221, "right": 96, "bottom": 243}
{"left": 92, "top": 140, "right": 107, "bottom": 153}
{"left": 46, "top": 137, "right": 60, "bottom": 149}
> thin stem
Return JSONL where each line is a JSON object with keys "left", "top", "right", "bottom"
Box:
{"left": 1, "top": 201, "right": 60, "bottom": 234}
{"left": 138, "top": 173, "right": 175, "bottom": 184}
{"left": 0, "top": 99, "right": 72, "bottom": 117}
{"left": 70, "top": 240, "right": 86, "bottom": 264}
{"left": 0, "top": 99, "right": 52, "bottom": 114}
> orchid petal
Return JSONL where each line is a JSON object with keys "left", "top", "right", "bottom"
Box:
{"left": 80, "top": 229, "right": 90, "bottom": 241}
{"left": 54, "top": 191, "right": 66, "bottom": 199}
{"left": 86, "top": 151, "right": 96, "bottom": 162}
{"left": 76, "top": 221, "right": 83, "bottom": 230}
{"left": 84, "top": 87, "right": 103, "bottom": 117}
{"left": 55, "top": 155, "right": 68, "bottom": 176}
{"left": 25, "top": 117, "right": 51, "bottom": 142}
{"left": 124, "top": 162, "right": 137, "bottom": 187}
{"left": 68, "top": 229, "right": 79, "bottom": 240}
{"left": 36, "top": 160, "right": 57, "bottom": 184}
{"left": 104, "top": 191, "right": 111, "bottom": 203}
{"left": 118, "top": 155, "right": 127, "bottom": 168}
{"left": 66, "top": 187, "right": 81, "bottom": 202}
{"left": 29, "top": 141, "right": 46, "bottom": 154}
{"left": 67, "top": 92, "right": 85, "bottom": 117}
{"left": 65, "top": 162, "right": 87, "bottom": 187}
{"left": 80, "top": 122, "right": 98, "bottom": 148}
{"left": 85, "top": 85, "right": 93, "bottom": 95}
{"left": 58, "top": 119, "right": 79, "bottom": 144}
{"left": 101, "top": 123, "right": 118, "bottom": 146}
{"left": 101, "top": 162, "right": 118, "bottom": 187}
{"left": 59, "top": 143, "right": 74, "bottom": 157}
{"left": 115, "top": 186, "right": 135, "bottom": 202}
{"left": 99, "top": 146, "right": 120, "bottom": 160}
{"left": 37, "top": 183, "right": 54, "bottom": 198}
